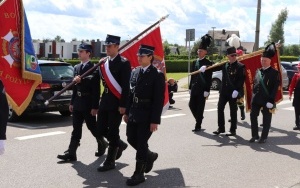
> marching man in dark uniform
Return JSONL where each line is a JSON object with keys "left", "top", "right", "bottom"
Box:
{"left": 289, "top": 63, "right": 300, "bottom": 130}
{"left": 189, "top": 34, "right": 213, "bottom": 132}
{"left": 123, "top": 44, "right": 165, "bottom": 186}
{"left": 0, "top": 80, "right": 9, "bottom": 155}
{"left": 201, "top": 46, "right": 245, "bottom": 136}
{"left": 249, "top": 42, "right": 280, "bottom": 143}
{"left": 57, "top": 43, "right": 106, "bottom": 161}
{"left": 97, "top": 35, "right": 131, "bottom": 172}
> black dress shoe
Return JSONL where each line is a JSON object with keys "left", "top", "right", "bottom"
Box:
{"left": 213, "top": 130, "right": 225, "bottom": 135}
{"left": 249, "top": 137, "right": 259, "bottom": 143}
{"left": 192, "top": 128, "right": 201, "bottom": 132}
{"left": 225, "top": 131, "right": 236, "bottom": 136}
{"left": 258, "top": 139, "right": 267, "bottom": 144}
{"left": 260, "top": 124, "right": 263, "bottom": 127}
{"left": 293, "top": 126, "right": 300, "bottom": 130}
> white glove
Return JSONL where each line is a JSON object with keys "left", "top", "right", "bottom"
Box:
{"left": 199, "top": 66, "right": 206, "bottom": 72}
{"left": 232, "top": 90, "right": 239, "bottom": 98}
{"left": 203, "top": 91, "right": 209, "bottom": 97}
{"left": 266, "top": 102, "right": 273, "bottom": 109}
{"left": 189, "top": 90, "right": 191, "bottom": 94}
{"left": 0, "top": 140, "right": 5, "bottom": 155}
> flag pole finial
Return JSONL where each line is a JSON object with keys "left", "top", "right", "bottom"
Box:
{"left": 160, "top": 14, "right": 169, "bottom": 22}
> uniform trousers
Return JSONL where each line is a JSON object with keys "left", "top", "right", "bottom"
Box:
{"left": 293, "top": 90, "right": 300, "bottom": 126}
{"left": 189, "top": 94, "right": 206, "bottom": 128}
{"left": 126, "top": 121, "right": 152, "bottom": 161}
{"left": 250, "top": 104, "right": 272, "bottom": 139}
{"left": 217, "top": 94, "right": 237, "bottom": 132}
{"left": 71, "top": 110, "right": 99, "bottom": 142}
{"left": 97, "top": 110, "right": 122, "bottom": 147}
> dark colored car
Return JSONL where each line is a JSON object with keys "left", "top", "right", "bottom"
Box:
{"left": 8, "top": 60, "right": 74, "bottom": 122}
{"left": 281, "top": 61, "right": 298, "bottom": 88}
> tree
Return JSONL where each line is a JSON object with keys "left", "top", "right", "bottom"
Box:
{"left": 283, "top": 44, "right": 300, "bottom": 56}
{"left": 163, "top": 40, "right": 171, "bottom": 56}
{"left": 264, "top": 8, "right": 288, "bottom": 54}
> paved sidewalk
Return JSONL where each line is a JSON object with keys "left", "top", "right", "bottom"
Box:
{"left": 177, "top": 76, "right": 189, "bottom": 92}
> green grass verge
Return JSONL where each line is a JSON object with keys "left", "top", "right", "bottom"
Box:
{"left": 166, "top": 72, "right": 188, "bottom": 81}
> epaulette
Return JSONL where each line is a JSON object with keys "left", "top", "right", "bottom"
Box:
{"left": 120, "top": 56, "right": 128, "bottom": 62}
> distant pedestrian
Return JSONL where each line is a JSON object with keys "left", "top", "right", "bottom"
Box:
{"left": 0, "top": 80, "right": 8, "bottom": 155}
{"left": 288, "top": 62, "right": 300, "bottom": 130}
{"left": 168, "top": 78, "right": 178, "bottom": 107}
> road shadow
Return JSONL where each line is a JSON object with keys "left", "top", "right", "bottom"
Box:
{"left": 168, "top": 106, "right": 183, "bottom": 111}
{"left": 8, "top": 112, "right": 72, "bottom": 129}
{"left": 71, "top": 158, "right": 185, "bottom": 187}
{"left": 194, "top": 121, "right": 300, "bottom": 160}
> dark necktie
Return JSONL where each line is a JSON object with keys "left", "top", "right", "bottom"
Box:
{"left": 80, "top": 64, "right": 84, "bottom": 74}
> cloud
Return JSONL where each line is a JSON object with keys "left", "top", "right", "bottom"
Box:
{"left": 23, "top": 0, "right": 300, "bottom": 47}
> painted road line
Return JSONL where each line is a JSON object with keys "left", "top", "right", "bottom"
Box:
{"left": 205, "top": 108, "right": 218, "bottom": 112}
{"left": 8, "top": 123, "right": 48, "bottom": 129}
{"left": 15, "top": 131, "right": 66, "bottom": 140}
{"left": 282, "top": 107, "right": 294, "bottom": 111}
{"left": 276, "top": 100, "right": 292, "bottom": 106}
{"left": 161, "top": 114, "right": 186, "bottom": 119}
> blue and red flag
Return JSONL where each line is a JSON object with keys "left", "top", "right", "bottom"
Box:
{"left": 0, "top": 0, "right": 42, "bottom": 115}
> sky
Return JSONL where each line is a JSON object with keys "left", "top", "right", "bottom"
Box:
{"left": 22, "top": 0, "right": 300, "bottom": 47}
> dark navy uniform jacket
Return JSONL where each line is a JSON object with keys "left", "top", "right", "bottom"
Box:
{"left": 210, "top": 61, "right": 245, "bottom": 98}
{"left": 71, "top": 61, "right": 100, "bottom": 111}
{"left": 126, "top": 65, "right": 165, "bottom": 124}
{"left": 251, "top": 67, "right": 280, "bottom": 106}
{"left": 99, "top": 54, "right": 131, "bottom": 111}
{"left": 189, "top": 57, "right": 212, "bottom": 96}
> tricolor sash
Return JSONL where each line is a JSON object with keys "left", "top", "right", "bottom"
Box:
{"left": 99, "top": 59, "right": 122, "bottom": 99}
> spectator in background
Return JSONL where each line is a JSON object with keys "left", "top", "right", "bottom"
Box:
{"left": 168, "top": 78, "right": 178, "bottom": 107}
{"left": 288, "top": 63, "right": 300, "bottom": 130}
{"left": 0, "top": 80, "right": 8, "bottom": 155}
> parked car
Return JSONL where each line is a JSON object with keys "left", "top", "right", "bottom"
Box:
{"left": 210, "top": 65, "right": 289, "bottom": 90}
{"left": 8, "top": 60, "right": 74, "bottom": 122}
{"left": 281, "top": 61, "right": 298, "bottom": 88}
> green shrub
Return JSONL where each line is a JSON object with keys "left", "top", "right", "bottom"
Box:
{"left": 280, "top": 56, "right": 299, "bottom": 62}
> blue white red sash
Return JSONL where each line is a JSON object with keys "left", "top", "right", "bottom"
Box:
{"left": 99, "top": 58, "right": 122, "bottom": 99}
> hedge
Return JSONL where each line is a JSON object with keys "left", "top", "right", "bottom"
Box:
{"left": 64, "top": 56, "right": 300, "bottom": 73}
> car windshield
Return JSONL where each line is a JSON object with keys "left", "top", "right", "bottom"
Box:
{"left": 40, "top": 64, "right": 74, "bottom": 80}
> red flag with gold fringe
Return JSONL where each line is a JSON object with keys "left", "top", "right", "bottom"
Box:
{"left": 120, "top": 26, "right": 169, "bottom": 113}
{"left": 0, "top": 0, "right": 42, "bottom": 115}
{"left": 239, "top": 49, "right": 283, "bottom": 111}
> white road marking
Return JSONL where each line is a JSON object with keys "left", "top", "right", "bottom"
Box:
{"left": 276, "top": 100, "right": 292, "bottom": 106}
{"left": 15, "top": 131, "right": 66, "bottom": 140}
{"left": 161, "top": 114, "right": 186, "bottom": 119}
{"left": 282, "top": 107, "right": 294, "bottom": 111}
{"left": 205, "top": 108, "right": 218, "bottom": 112}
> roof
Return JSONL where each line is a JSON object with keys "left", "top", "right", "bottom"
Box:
{"left": 240, "top": 42, "right": 255, "bottom": 53}
{"left": 207, "top": 30, "right": 239, "bottom": 40}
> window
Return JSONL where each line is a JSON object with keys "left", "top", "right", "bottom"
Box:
{"left": 73, "top": 45, "right": 77, "bottom": 52}
{"left": 49, "top": 45, "right": 52, "bottom": 53}
{"left": 102, "top": 45, "right": 106, "bottom": 53}
{"left": 216, "top": 40, "right": 222, "bottom": 46}
{"left": 61, "top": 46, "right": 64, "bottom": 57}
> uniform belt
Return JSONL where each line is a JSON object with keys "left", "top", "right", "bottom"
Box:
{"left": 77, "top": 91, "right": 90, "bottom": 97}
{"left": 133, "top": 97, "right": 151, "bottom": 103}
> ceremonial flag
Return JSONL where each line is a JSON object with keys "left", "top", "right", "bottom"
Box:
{"left": 0, "top": 0, "right": 42, "bottom": 115}
{"left": 120, "top": 26, "right": 170, "bottom": 113}
{"left": 239, "top": 49, "right": 283, "bottom": 111}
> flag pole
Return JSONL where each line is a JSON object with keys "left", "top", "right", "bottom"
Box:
{"left": 44, "top": 14, "right": 169, "bottom": 106}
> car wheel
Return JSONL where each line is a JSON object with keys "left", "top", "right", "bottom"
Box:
{"left": 59, "top": 110, "right": 71, "bottom": 116}
{"left": 8, "top": 105, "right": 20, "bottom": 122}
{"left": 211, "top": 78, "right": 221, "bottom": 90}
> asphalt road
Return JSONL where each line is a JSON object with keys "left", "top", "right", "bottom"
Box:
{"left": 1, "top": 90, "right": 300, "bottom": 188}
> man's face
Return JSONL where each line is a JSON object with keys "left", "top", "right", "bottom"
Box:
{"left": 105, "top": 44, "right": 119, "bottom": 57}
{"left": 197, "top": 49, "right": 207, "bottom": 58}
{"left": 77, "top": 50, "right": 90, "bottom": 61}
{"left": 261, "top": 57, "right": 271, "bottom": 68}
{"left": 227, "top": 53, "right": 237, "bottom": 63}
